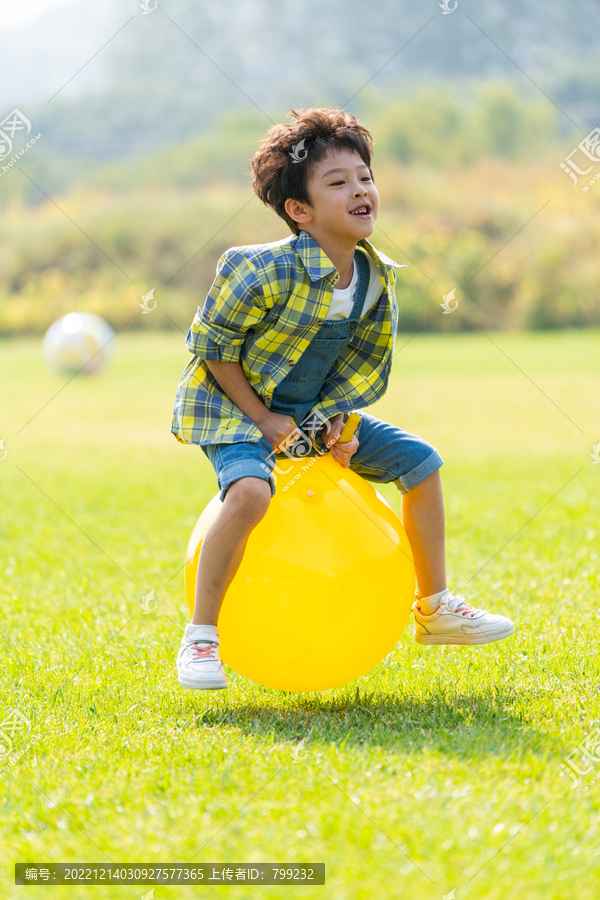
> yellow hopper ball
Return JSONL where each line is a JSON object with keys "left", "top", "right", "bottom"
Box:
{"left": 185, "top": 416, "right": 415, "bottom": 692}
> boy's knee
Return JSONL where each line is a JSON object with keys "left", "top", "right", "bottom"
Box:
{"left": 225, "top": 476, "right": 272, "bottom": 515}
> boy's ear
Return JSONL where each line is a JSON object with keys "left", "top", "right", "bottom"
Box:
{"left": 284, "top": 198, "right": 312, "bottom": 227}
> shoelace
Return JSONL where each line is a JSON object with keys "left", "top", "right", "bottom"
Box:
{"left": 443, "top": 593, "right": 480, "bottom": 618}
{"left": 190, "top": 641, "right": 218, "bottom": 660}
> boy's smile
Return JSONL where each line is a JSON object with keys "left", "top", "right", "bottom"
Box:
{"left": 349, "top": 202, "right": 372, "bottom": 219}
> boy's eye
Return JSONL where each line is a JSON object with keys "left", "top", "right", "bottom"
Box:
{"left": 329, "top": 177, "right": 372, "bottom": 186}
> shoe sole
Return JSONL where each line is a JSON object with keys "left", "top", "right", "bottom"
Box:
{"left": 178, "top": 675, "right": 228, "bottom": 690}
{"left": 415, "top": 622, "right": 515, "bottom": 646}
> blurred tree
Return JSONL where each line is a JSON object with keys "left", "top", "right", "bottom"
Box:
{"left": 474, "top": 83, "right": 558, "bottom": 160}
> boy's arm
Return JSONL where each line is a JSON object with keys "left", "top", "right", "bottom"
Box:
{"left": 206, "top": 360, "right": 308, "bottom": 452}
{"left": 205, "top": 359, "right": 344, "bottom": 447}
{"left": 205, "top": 360, "right": 271, "bottom": 429}
{"left": 186, "top": 249, "right": 271, "bottom": 363}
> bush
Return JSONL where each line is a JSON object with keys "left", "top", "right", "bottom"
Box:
{"left": 0, "top": 84, "right": 595, "bottom": 336}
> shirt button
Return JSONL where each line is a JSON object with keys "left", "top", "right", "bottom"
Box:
{"left": 316, "top": 320, "right": 324, "bottom": 326}
{"left": 288, "top": 360, "right": 295, "bottom": 366}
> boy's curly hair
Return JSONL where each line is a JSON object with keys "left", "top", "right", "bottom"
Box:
{"left": 250, "top": 107, "right": 374, "bottom": 235}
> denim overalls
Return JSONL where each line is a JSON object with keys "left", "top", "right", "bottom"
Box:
{"left": 270, "top": 248, "right": 371, "bottom": 455}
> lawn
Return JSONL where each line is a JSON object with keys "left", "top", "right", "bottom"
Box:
{"left": 1, "top": 329, "right": 599, "bottom": 900}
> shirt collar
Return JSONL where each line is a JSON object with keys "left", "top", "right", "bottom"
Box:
{"left": 295, "top": 229, "right": 406, "bottom": 283}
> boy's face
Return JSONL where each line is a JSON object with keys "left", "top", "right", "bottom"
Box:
{"left": 285, "top": 147, "right": 379, "bottom": 244}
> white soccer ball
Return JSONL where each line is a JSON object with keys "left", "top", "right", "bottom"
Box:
{"left": 42, "top": 312, "right": 116, "bottom": 375}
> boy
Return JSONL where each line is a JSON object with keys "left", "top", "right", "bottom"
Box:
{"left": 171, "top": 108, "right": 515, "bottom": 690}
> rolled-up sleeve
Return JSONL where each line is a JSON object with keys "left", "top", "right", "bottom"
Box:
{"left": 185, "top": 249, "right": 269, "bottom": 362}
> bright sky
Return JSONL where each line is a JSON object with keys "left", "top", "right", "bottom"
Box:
{"left": 0, "top": 0, "right": 75, "bottom": 31}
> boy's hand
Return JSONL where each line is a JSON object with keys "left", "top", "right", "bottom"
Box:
{"left": 259, "top": 412, "right": 302, "bottom": 452}
{"left": 323, "top": 416, "right": 359, "bottom": 468}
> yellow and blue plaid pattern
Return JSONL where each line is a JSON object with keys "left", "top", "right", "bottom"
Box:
{"left": 171, "top": 229, "right": 406, "bottom": 446}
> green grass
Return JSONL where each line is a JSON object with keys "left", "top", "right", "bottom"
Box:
{"left": 1, "top": 330, "right": 599, "bottom": 899}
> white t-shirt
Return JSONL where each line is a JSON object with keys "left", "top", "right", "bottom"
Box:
{"left": 324, "top": 250, "right": 383, "bottom": 321}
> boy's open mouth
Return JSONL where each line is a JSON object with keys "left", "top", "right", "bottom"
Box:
{"left": 349, "top": 204, "right": 371, "bottom": 218}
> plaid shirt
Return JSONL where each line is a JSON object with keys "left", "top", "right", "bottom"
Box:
{"left": 171, "top": 229, "right": 406, "bottom": 446}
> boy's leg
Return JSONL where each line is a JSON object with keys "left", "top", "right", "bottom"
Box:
{"left": 192, "top": 476, "right": 272, "bottom": 625}
{"left": 178, "top": 437, "right": 276, "bottom": 690}
{"left": 345, "top": 412, "right": 515, "bottom": 645}
{"left": 177, "top": 475, "right": 272, "bottom": 690}
{"left": 400, "top": 469, "right": 446, "bottom": 599}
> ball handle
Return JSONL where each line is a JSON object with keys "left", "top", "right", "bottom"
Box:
{"left": 288, "top": 411, "right": 360, "bottom": 449}
{"left": 339, "top": 411, "right": 360, "bottom": 444}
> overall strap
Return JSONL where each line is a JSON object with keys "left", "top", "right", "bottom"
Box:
{"left": 348, "top": 248, "right": 371, "bottom": 321}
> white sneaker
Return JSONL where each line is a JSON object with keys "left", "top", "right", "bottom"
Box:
{"left": 176, "top": 634, "right": 228, "bottom": 690}
{"left": 413, "top": 589, "right": 515, "bottom": 646}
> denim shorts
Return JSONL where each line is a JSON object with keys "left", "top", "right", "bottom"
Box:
{"left": 200, "top": 411, "right": 443, "bottom": 502}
